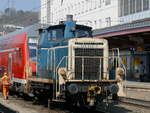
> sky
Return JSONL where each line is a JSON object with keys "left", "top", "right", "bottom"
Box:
{"left": 0, "top": 0, "right": 40, "bottom": 12}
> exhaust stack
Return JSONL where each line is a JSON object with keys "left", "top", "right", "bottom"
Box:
{"left": 66, "top": 15, "right": 73, "bottom": 21}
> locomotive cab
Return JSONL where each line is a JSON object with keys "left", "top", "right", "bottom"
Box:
{"left": 38, "top": 21, "right": 92, "bottom": 47}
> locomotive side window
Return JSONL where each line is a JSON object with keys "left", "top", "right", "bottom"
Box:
{"left": 75, "top": 29, "right": 90, "bottom": 38}
{"left": 48, "top": 28, "right": 64, "bottom": 41}
{"left": 75, "top": 25, "right": 92, "bottom": 38}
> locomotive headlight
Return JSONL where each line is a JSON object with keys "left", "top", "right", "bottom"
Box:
{"left": 109, "top": 84, "right": 119, "bottom": 94}
{"left": 94, "top": 86, "right": 101, "bottom": 94}
{"left": 67, "top": 84, "right": 78, "bottom": 95}
{"left": 88, "top": 86, "right": 101, "bottom": 96}
{"left": 58, "top": 68, "right": 67, "bottom": 80}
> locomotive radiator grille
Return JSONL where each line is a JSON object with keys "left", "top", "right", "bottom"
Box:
{"left": 75, "top": 48, "right": 103, "bottom": 80}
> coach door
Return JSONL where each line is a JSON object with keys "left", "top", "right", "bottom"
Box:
{"left": 8, "top": 53, "right": 12, "bottom": 78}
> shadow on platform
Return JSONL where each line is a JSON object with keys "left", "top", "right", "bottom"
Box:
{"left": 0, "top": 104, "right": 18, "bottom": 113}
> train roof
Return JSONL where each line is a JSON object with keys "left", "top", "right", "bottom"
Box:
{"left": 0, "top": 24, "right": 49, "bottom": 40}
{"left": 39, "top": 23, "right": 92, "bottom": 32}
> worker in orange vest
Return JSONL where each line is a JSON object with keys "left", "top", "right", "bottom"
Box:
{"left": 1, "top": 72, "right": 11, "bottom": 100}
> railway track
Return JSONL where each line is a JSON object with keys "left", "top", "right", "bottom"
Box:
{"left": 48, "top": 101, "right": 103, "bottom": 113}
{"left": 119, "top": 97, "right": 150, "bottom": 109}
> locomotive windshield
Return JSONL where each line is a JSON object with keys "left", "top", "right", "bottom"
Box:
{"left": 48, "top": 28, "right": 64, "bottom": 41}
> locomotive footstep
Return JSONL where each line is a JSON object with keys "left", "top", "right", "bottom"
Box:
{"left": 48, "top": 99, "right": 66, "bottom": 110}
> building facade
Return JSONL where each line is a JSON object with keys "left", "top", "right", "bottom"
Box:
{"left": 41, "top": 0, "right": 119, "bottom": 29}
{"left": 40, "top": 0, "right": 150, "bottom": 29}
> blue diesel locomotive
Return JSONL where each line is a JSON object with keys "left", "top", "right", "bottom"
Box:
{"left": 28, "top": 15, "right": 125, "bottom": 110}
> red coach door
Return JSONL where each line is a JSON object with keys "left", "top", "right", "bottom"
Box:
{"left": 8, "top": 53, "right": 12, "bottom": 80}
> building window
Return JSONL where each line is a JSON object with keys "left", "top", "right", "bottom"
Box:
{"left": 119, "top": 0, "right": 123, "bottom": 17}
{"left": 82, "top": 1, "right": 84, "bottom": 13}
{"left": 143, "top": 0, "right": 149, "bottom": 11}
{"left": 90, "top": 1, "right": 92, "bottom": 10}
{"left": 85, "top": 1, "right": 88, "bottom": 12}
{"left": 88, "top": 1, "right": 91, "bottom": 11}
{"left": 124, "top": 0, "right": 129, "bottom": 15}
{"left": 94, "top": 0, "right": 97, "bottom": 9}
{"left": 74, "top": 4, "right": 77, "bottom": 14}
{"left": 99, "top": 0, "right": 102, "bottom": 7}
{"left": 94, "top": 20, "right": 97, "bottom": 29}
{"left": 99, "top": 19, "right": 102, "bottom": 28}
{"left": 130, "top": 0, "right": 136, "bottom": 14}
{"left": 136, "top": 0, "right": 142, "bottom": 12}
{"left": 68, "top": 7, "right": 70, "bottom": 13}
{"left": 119, "top": 0, "right": 149, "bottom": 17}
{"left": 78, "top": 3, "right": 81, "bottom": 14}
{"left": 105, "top": 0, "right": 111, "bottom": 5}
{"left": 106, "top": 17, "right": 111, "bottom": 27}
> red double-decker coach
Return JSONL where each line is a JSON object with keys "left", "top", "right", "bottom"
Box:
{"left": 0, "top": 24, "right": 42, "bottom": 87}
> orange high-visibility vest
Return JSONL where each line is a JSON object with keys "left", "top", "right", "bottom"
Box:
{"left": 1, "top": 75, "right": 10, "bottom": 86}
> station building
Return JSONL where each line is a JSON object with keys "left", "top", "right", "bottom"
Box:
{"left": 41, "top": 0, "right": 150, "bottom": 30}
{"left": 40, "top": 0, "right": 119, "bottom": 29}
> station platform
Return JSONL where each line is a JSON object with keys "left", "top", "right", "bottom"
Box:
{"left": 124, "top": 81, "right": 150, "bottom": 89}
{"left": 123, "top": 81, "right": 150, "bottom": 101}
